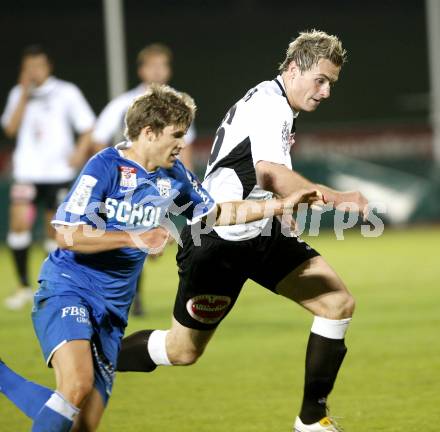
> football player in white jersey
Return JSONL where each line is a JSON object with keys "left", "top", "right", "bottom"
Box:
{"left": 117, "top": 31, "right": 369, "bottom": 431}
{"left": 87, "top": 43, "right": 196, "bottom": 316}
{"left": 1, "top": 45, "right": 95, "bottom": 310}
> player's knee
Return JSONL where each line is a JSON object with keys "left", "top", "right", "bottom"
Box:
{"left": 60, "top": 375, "right": 94, "bottom": 406}
{"left": 338, "top": 292, "right": 356, "bottom": 319}
{"left": 331, "top": 292, "right": 355, "bottom": 319}
{"left": 170, "top": 346, "right": 204, "bottom": 366}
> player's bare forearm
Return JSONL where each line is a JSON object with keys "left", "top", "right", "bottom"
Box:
{"left": 256, "top": 161, "right": 323, "bottom": 197}
{"left": 255, "top": 161, "right": 369, "bottom": 215}
{"left": 55, "top": 225, "right": 132, "bottom": 253}
{"left": 256, "top": 161, "right": 356, "bottom": 205}
{"left": 212, "top": 189, "right": 322, "bottom": 226}
{"left": 54, "top": 224, "right": 168, "bottom": 253}
{"left": 3, "top": 92, "right": 28, "bottom": 138}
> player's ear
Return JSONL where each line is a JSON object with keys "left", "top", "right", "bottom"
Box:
{"left": 141, "top": 126, "right": 155, "bottom": 141}
{"left": 287, "top": 60, "right": 298, "bottom": 79}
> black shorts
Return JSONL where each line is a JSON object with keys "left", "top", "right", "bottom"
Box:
{"left": 174, "top": 218, "right": 320, "bottom": 330}
{"left": 10, "top": 182, "right": 71, "bottom": 211}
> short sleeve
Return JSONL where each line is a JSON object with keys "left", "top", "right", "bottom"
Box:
{"left": 173, "top": 163, "right": 216, "bottom": 223}
{"left": 1, "top": 86, "right": 20, "bottom": 129}
{"left": 52, "top": 153, "right": 111, "bottom": 227}
{"left": 92, "top": 96, "right": 127, "bottom": 145}
{"left": 67, "top": 85, "right": 95, "bottom": 134}
{"left": 249, "top": 96, "right": 293, "bottom": 167}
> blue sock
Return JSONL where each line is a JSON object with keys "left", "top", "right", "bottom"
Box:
{"left": 32, "top": 392, "right": 79, "bottom": 432}
{"left": 0, "top": 360, "right": 52, "bottom": 419}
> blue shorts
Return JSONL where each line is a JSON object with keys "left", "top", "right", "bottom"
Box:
{"left": 32, "top": 281, "right": 125, "bottom": 405}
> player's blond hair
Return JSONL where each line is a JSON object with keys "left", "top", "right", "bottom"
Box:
{"left": 279, "top": 29, "right": 347, "bottom": 73}
{"left": 137, "top": 43, "right": 173, "bottom": 67}
{"left": 124, "top": 84, "right": 196, "bottom": 141}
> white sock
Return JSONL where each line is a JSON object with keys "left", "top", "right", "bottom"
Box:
{"left": 148, "top": 330, "right": 172, "bottom": 366}
{"left": 46, "top": 391, "right": 80, "bottom": 421}
{"left": 311, "top": 316, "right": 351, "bottom": 340}
{"left": 7, "top": 231, "right": 32, "bottom": 249}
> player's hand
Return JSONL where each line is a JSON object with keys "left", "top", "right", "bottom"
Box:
{"left": 335, "top": 190, "right": 369, "bottom": 221}
{"left": 18, "top": 69, "right": 34, "bottom": 96}
{"left": 282, "top": 189, "right": 325, "bottom": 212}
{"left": 137, "top": 226, "right": 170, "bottom": 255}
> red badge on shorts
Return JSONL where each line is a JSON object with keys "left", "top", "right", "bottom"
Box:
{"left": 186, "top": 295, "right": 231, "bottom": 324}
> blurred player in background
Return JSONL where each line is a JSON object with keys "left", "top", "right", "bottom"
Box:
{"left": 0, "top": 85, "right": 321, "bottom": 432}
{"left": 90, "top": 43, "right": 196, "bottom": 316}
{"left": 91, "top": 43, "right": 195, "bottom": 166}
{"left": 1, "top": 45, "right": 95, "bottom": 310}
{"left": 117, "top": 30, "right": 369, "bottom": 432}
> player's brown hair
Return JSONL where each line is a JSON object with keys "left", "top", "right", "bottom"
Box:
{"left": 124, "top": 84, "right": 196, "bottom": 141}
{"left": 137, "top": 43, "right": 173, "bottom": 67}
{"left": 21, "top": 44, "right": 53, "bottom": 65}
{"left": 279, "top": 29, "right": 347, "bottom": 73}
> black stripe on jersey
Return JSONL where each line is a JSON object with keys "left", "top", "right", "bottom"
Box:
{"left": 205, "top": 137, "right": 256, "bottom": 199}
{"left": 274, "top": 78, "right": 288, "bottom": 99}
{"left": 274, "top": 78, "right": 297, "bottom": 134}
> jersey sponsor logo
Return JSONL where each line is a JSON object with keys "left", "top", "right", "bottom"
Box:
{"left": 157, "top": 177, "right": 172, "bottom": 198}
{"left": 104, "top": 197, "right": 162, "bottom": 227}
{"left": 61, "top": 306, "right": 91, "bottom": 325}
{"left": 281, "top": 121, "right": 291, "bottom": 156}
{"left": 119, "top": 166, "right": 137, "bottom": 189}
{"left": 186, "top": 295, "right": 231, "bottom": 324}
{"left": 66, "top": 175, "right": 97, "bottom": 215}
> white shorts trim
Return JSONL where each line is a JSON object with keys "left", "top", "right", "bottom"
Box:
{"left": 51, "top": 220, "right": 87, "bottom": 227}
{"left": 46, "top": 339, "right": 67, "bottom": 366}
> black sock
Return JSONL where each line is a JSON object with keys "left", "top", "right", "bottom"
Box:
{"left": 299, "top": 333, "right": 347, "bottom": 424}
{"left": 117, "top": 330, "right": 157, "bottom": 372}
{"left": 10, "top": 246, "right": 30, "bottom": 287}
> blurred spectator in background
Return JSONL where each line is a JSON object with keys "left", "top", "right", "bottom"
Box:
{"left": 1, "top": 45, "right": 95, "bottom": 310}
{"left": 92, "top": 43, "right": 196, "bottom": 168}
{"left": 89, "top": 43, "right": 196, "bottom": 316}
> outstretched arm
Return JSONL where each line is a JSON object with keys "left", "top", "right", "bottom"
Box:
{"left": 255, "top": 161, "right": 368, "bottom": 215}
{"left": 54, "top": 224, "right": 169, "bottom": 254}
{"left": 204, "top": 189, "right": 323, "bottom": 227}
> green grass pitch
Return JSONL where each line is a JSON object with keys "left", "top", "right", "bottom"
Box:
{"left": 0, "top": 227, "right": 439, "bottom": 431}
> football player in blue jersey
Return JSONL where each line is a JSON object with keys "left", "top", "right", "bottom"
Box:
{"left": 0, "top": 84, "right": 322, "bottom": 432}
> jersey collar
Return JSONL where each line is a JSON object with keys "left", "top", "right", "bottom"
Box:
{"left": 31, "top": 76, "right": 57, "bottom": 97}
{"left": 274, "top": 75, "right": 299, "bottom": 118}
{"left": 114, "top": 141, "right": 159, "bottom": 175}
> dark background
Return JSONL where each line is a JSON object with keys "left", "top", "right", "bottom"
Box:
{"left": 0, "top": 0, "right": 429, "bottom": 135}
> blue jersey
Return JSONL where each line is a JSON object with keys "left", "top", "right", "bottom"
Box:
{"left": 38, "top": 143, "right": 216, "bottom": 325}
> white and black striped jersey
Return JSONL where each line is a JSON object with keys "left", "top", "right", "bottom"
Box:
{"left": 203, "top": 75, "right": 298, "bottom": 241}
